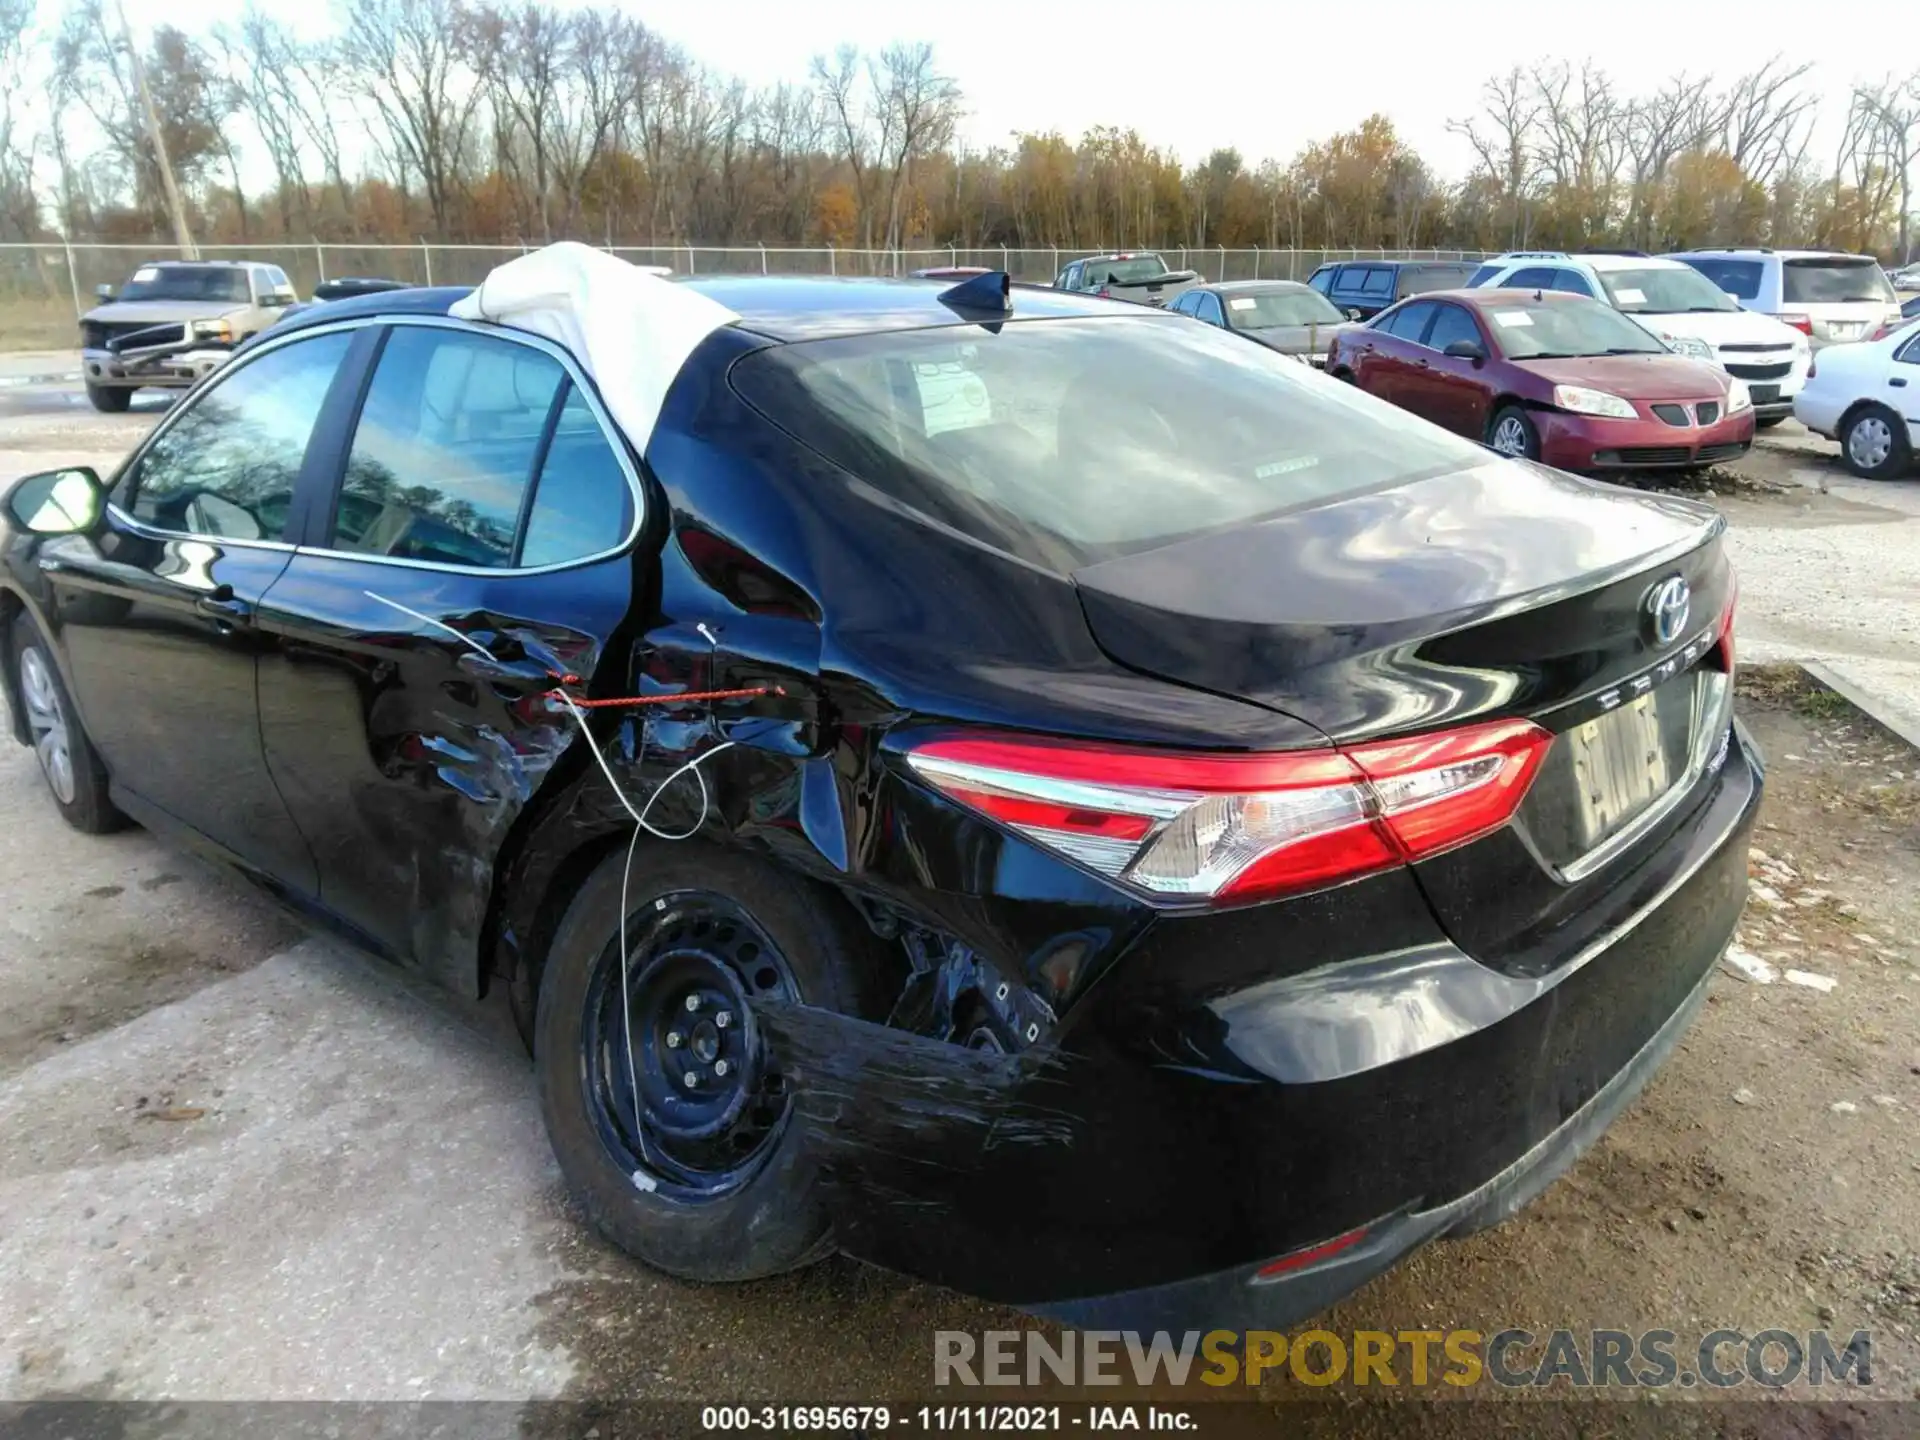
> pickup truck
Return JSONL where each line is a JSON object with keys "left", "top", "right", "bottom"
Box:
{"left": 78, "top": 260, "right": 300, "bottom": 411}
{"left": 1053, "top": 252, "right": 1201, "bottom": 307}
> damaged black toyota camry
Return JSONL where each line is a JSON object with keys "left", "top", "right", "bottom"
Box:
{"left": 0, "top": 247, "right": 1759, "bottom": 1329}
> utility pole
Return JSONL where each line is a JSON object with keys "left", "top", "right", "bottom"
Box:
{"left": 115, "top": 0, "right": 196, "bottom": 259}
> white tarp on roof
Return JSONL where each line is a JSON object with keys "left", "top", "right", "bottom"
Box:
{"left": 447, "top": 241, "right": 739, "bottom": 452}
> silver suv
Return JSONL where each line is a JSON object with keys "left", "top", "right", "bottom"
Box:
{"left": 1664, "top": 249, "right": 1904, "bottom": 350}
{"left": 79, "top": 261, "right": 300, "bottom": 412}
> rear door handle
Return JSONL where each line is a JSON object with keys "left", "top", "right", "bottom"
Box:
{"left": 456, "top": 650, "right": 563, "bottom": 690}
{"left": 1892, "top": 377, "right": 1908, "bottom": 388}
{"left": 195, "top": 594, "right": 252, "bottom": 624}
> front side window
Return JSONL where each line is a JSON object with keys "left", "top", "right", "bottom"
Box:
{"left": 1358, "top": 267, "right": 1395, "bottom": 297}
{"left": 330, "top": 326, "right": 629, "bottom": 569}
{"left": 118, "top": 331, "right": 353, "bottom": 540}
{"left": 730, "top": 315, "right": 1492, "bottom": 572}
{"left": 1426, "top": 304, "right": 1484, "bottom": 353}
{"left": 1307, "top": 268, "right": 1335, "bottom": 295}
{"left": 1195, "top": 293, "right": 1224, "bottom": 325}
{"left": 1550, "top": 269, "right": 1596, "bottom": 297}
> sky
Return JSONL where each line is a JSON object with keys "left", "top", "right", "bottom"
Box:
{"left": 97, "top": 0, "right": 1919, "bottom": 181}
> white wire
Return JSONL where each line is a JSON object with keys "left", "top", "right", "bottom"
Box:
{"left": 550, "top": 686, "right": 738, "bottom": 1178}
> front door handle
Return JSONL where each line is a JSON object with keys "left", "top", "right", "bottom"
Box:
{"left": 1892, "top": 377, "right": 1908, "bottom": 388}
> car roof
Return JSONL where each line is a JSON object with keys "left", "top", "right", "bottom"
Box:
{"left": 1488, "top": 252, "right": 1681, "bottom": 273}
{"left": 1457, "top": 287, "right": 1591, "bottom": 307}
{"left": 257, "top": 275, "right": 1144, "bottom": 346}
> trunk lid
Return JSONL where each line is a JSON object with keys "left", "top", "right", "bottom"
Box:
{"left": 1071, "top": 458, "right": 1737, "bottom": 973}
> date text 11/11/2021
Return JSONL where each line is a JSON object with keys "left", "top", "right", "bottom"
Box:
{"left": 701, "top": 1406, "right": 1198, "bottom": 1431}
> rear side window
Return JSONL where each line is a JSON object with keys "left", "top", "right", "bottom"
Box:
{"left": 1680, "top": 256, "right": 1763, "bottom": 300}
{"left": 1467, "top": 265, "right": 1503, "bottom": 287}
{"left": 1503, "top": 266, "right": 1558, "bottom": 289}
{"left": 118, "top": 330, "right": 353, "bottom": 540}
{"left": 330, "top": 326, "right": 629, "bottom": 568}
{"left": 1379, "top": 301, "right": 1437, "bottom": 341}
{"left": 1550, "top": 269, "right": 1595, "bottom": 297}
{"left": 1783, "top": 257, "right": 1896, "bottom": 305}
{"left": 729, "top": 316, "right": 1491, "bottom": 571}
{"left": 1397, "top": 265, "right": 1475, "bottom": 296}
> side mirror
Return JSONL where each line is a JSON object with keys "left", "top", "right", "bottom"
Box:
{"left": 7, "top": 467, "right": 105, "bottom": 535}
{"left": 1347, "top": 308, "right": 1363, "bottom": 321}
{"left": 94, "top": 283, "right": 115, "bottom": 301}
{"left": 1444, "top": 339, "right": 1487, "bottom": 361}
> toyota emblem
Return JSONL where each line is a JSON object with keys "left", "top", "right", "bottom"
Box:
{"left": 1644, "top": 576, "right": 1691, "bottom": 647}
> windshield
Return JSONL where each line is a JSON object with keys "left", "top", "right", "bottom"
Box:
{"left": 729, "top": 316, "right": 1490, "bottom": 572}
{"left": 1084, "top": 256, "right": 1169, "bottom": 286}
{"left": 1783, "top": 257, "right": 1897, "bottom": 305}
{"left": 1598, "top": 266, "right": 1738, "bottom": 314}
{"left": 1482, "top": 298, "right": 1668, "bottom": 359}
{"left": 117, "top": 265, "right": 250, "bottom": 304}
{"left": 1223, "top": 288, "right": 1347, "bottom": 329}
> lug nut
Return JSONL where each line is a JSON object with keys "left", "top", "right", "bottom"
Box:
{"left": 715, "top": 1011, "right": 731, "bottom": 1029}
{"left": 714, "top": 1060, "right": 730, "bottom": 1077}
{"left": 665, "top": 1031, "right": 682, "bottom": 1049}
{"left": 683, "top": 1070, "right": 700, "bottom": 1088}
{"left": 684, "top": 994, "right": 701, "bottom": 1013}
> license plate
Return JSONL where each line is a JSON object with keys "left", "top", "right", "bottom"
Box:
{"left": 1829, "top": 323, "right": 1862, "bottom": 340}
{"left": 1749, "top": 383, "right": 1780, "bottom": 405}
{"left": 1566, "top": 692, "right": 1678, "bottom": 849}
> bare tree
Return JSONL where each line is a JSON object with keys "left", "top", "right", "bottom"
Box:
{"left": 1449, "top": 69, "right": 1541, "bottom": 247}
{"left": 811, "top": 44, "right": 872, "bottom": 247}
{"left": 1852, "top": 77, "right": 1920, "bottom": 263}
{"left": 1621, "top": 73, "right": 1719, "bottom": 246}
{"left": 1720, "top": 56, "right": 1818, "bottom": 187}
{"left": 0, "top": 0, "right": 40, "bottom": 239}
{"left": 868, "top": 42, "right": 960, "bottom": 252}
{"left": 337, "top": 0, "right": 481, "bottom": 236}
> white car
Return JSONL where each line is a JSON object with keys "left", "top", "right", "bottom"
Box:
{"left": 1666, "top": 249, "right": 1904, "bottom": 353}
{"left": 1466, "top": 250, "right": 1811, "bottom": 427}
{"left": 1791, "top": 320, "right": 1920, "bottom": 479}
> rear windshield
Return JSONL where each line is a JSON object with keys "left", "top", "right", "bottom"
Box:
{"left": 1398, "top": 265, "right": 1477, "bottom": 296}
{"left": 729, "top": 316, "right": 1490, "bottom": 571}
{"left": 1480, "top": 298, "right": 1668, "bottom": 359}
{"left": 1783, "top": 257, "right": 1897, "bottom": 305}
{"left": 1084, "top": 257, "right": 1168, "bottom": 285}
{"left": 1222, "top": 287, "right": 1347, "bottom": 328}
{"left": 1596, "top": 266, "right": 1738, "bottom": 314}
{"left": 117, "top": 266, "right": 250, "bottom": 303}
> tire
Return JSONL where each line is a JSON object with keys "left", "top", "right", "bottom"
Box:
{"left": 9, "top": 614, "right": 125, "bottom": 833}
{"left": 535, "top": 843, "right": 889, "bottom": 1282}
{"left": 85, "top": 384, "right": 132, "bottom": 413}
{"left": 1755, "top": 415, "right": 1787, "bottom": 429}
{"left": 1487, "top": 405, "right": 1541, "bottom": 461}
{"left": 1838, "top": 404, "right": 1912, "bottom": 480}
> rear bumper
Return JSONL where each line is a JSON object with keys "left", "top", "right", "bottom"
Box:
{"left": 1538, "top": 408, "right": 1758, "bottom": 470}
{"left": 834, "top": 718, "right": 1765, "bottom": 1324}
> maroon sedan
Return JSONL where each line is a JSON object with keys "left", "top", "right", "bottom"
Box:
{"left": 1326, "top": 288, "right": 1756, "bottom": 471}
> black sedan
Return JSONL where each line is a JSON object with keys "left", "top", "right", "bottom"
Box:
{"left": 0, "top": 266, "right": 1760, "bottom": 1328}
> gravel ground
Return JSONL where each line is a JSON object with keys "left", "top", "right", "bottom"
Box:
{"left": 2, "top": 372, "right": 1918, "bottom": 1427}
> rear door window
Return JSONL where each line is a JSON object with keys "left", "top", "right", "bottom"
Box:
{"left": 1503, "top": 266, "right": 1559, "bottom": 290}
{"left": 1358, "top": 267, "right": 1396, "bottom": 298}
{"left": 729, "top": 316, "right": 1491, "bottom": 572}
{"left": 1380, "top": 301, "right": 1438, "bottom": 342}
{"left": 1550, "top": 268, "right": 1596, "bottom": 297}
{"left": 1783, "top": 257, "right": 1897, "bottom": 305}
{"left": 1677, "top": 256, "right": 1763, "bottom": 301}
{"left": 1397, "top": 265, "right": 1475, "bottom": 296}
{"left": 328, "top": 326, "right": 630, "bottom": 569}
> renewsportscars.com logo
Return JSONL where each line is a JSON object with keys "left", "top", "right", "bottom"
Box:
{"left": 934, "top": 1328, "right": 1874, "bottom": 1390}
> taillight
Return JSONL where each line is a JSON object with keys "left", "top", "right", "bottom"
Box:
{"left": 1776, "top": 313, "right": 1813, "bottom": 335}
{"left": 904, "top": 719, "right": 1550, "bottom": 904}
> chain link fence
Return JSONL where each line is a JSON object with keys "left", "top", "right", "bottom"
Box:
{"left": 0, "top": 241, "right": 1493, "bottom": 345}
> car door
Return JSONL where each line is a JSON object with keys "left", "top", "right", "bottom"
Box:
{"left": 33, "top": 328, "right": 358, "bottom": 889}
{"left": 1416, "top": 302, "right": 1497, "bottom": 438}
{"left": 253, "top": 318, "right": 644, "bottom": 992}
{"left": 1894, "top": 328, "right": 1920, "bottom": 438}
{"left": 1358, "top": 300, "right": 1438, "bottom": 408}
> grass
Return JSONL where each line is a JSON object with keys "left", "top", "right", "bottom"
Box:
{"left": 0, "top": 297, "right": 81, "bottom": 352}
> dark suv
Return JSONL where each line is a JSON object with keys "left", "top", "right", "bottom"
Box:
{"left": 1305, "top": 259, "right": 1481, "bottom": 320}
